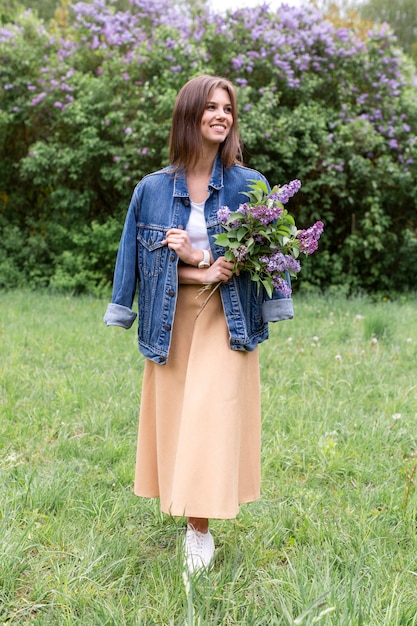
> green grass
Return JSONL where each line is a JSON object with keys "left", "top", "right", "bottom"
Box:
{"left": 1, "top": 290, "right": 417, "bottom": 625}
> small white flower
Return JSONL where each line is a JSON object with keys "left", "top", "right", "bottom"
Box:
{"left": 286, "top": 337, "right": 293, "bottom": 343}
{"left": 355, "top": 314, "right": 364, "bottom": 321}
{"left": 312, "top": 336, "right": 319, "bottom": 342}
{"left": 406, "top": 338, "right": 412, "bottom": 343}
{"left": 335, "top": 354, "right": 342, "bottom": 361}
{"left": 392, "top": 413, "right": 401, "bottom": 420}
{"left": 371, "top": 337, "right": 378, "bottom": 344}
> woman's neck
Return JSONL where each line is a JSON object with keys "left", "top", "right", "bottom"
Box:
{"left": 191, "top": 147, "right": 218, "bottom": 178}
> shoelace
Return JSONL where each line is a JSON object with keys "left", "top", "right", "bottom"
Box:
{"left": 186, "top": 528, "right": 204, "bottom": 559}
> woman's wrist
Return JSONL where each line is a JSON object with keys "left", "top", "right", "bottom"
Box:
{"left": 177, "top": 265, "right": 210, "bottom": 285}
{"left": 190, "top": 248, "right": 210, "bottom": 268}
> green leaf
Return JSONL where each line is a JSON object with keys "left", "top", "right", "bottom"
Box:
{"left": 237, "top": 227, "right": 248, "bottom": 241}
{"left": 214, "top": 233, "right": 230, "bottom": 246}
{"left": 261, "top": 279, "right": 273, "bottom": 299}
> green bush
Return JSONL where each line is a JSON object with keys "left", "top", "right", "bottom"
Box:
{"left": 0, "top": 2, "right": 416, "bottom": 293}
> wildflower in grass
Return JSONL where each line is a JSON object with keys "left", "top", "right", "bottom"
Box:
{"left": 392, "top": 413, "right": 401, "bottom": 420}
{"left": 214, "top": 179, "right": 323, "bottom": 298}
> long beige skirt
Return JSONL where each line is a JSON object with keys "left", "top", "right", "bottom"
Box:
{"left": 134, "top": 284, "right": 261, "bottom": 519}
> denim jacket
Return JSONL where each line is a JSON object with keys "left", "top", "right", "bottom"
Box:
{"left": 104, "top": 154, "right": 293, "bottom": 364}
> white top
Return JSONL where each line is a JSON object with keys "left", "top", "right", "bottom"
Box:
{"left": 186, "top": 200, "right": 210, "bottom": 250}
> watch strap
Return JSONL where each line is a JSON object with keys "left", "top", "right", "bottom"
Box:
{"left": 198, "top": 249, "right": 211, "bottom": 268}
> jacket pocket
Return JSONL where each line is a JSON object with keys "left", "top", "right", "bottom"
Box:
{"left": 137, "top": 226, "right": 167, "bottom": 278}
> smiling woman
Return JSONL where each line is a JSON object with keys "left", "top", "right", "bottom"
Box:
{"left": 103, "top": 74, "right": 293, "bottom": 575}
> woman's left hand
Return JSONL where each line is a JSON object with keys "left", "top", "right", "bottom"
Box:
{"left": 163, "top": 228, "right": 202, "bottom": 266}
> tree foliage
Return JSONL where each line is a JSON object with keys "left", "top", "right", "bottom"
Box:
{"left": 0, "top": 0, "right": 416, "bottom": 294}
{"left": 356, "top": 0, "right": 417, "bottom": 64}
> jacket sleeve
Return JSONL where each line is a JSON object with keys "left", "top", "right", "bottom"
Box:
{"left": 103, "top": 191, "right": 139, "bottom": 329}
{"left": 262, "top": 271, "right": 294, "bottom": 323}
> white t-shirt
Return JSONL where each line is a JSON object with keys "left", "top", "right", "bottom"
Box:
{"left": 186, "top": 200, "right": 210, "bottom": 250}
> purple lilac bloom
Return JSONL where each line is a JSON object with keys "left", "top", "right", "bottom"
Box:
{"left": 272, "top": 275, "right": 292, "bottom": 297}
{"left": 253, "top": 232, "right": 268, "bottom": 245}
{"left": 260, "top": 251, "right": 286, "bottom": 273}
{"left": 249, "top": 204, "right": 283, "bottom": 225}
{"left": 233, "top": 245, "right": 249, "bottom": 262}
{"left": 31, "top": 92, "right": 47, "bottom": 106}
{"left": 297, "top": 221, "right": 324, "bottom": 254}
{"left": 284, "top": 255, "right": 301, "bottom": 273}
{"left": 218, "top": 206, "right": 231, "bottom": 224}
{"left": 269, "top": 179, "right": 301, "bottom": 204}
{"left": 260, "top": 251, "right": 301, "bottom": 274}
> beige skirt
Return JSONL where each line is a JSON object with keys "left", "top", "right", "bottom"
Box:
{"left": 134, "top": 284, "right": 261, "bottom": 519}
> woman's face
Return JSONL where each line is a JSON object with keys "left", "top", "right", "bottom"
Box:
{"left": 200, "top": 87, "right": 233, "bottom": 149}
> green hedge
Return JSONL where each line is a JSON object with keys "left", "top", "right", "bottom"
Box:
{"left": 1, "top": 2, "right": 416, "bottom": 293}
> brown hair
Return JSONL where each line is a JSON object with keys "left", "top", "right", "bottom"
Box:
{"left": 168, "top": 75, "right": 243, "bottom": 171}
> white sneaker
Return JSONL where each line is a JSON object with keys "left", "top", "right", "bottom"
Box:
{"left": 184, "top": 526, "right": 215, "bottom": 573}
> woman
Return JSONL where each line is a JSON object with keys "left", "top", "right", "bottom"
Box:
{"left": 104, "top": 75, "right": 293, "bottom": 573}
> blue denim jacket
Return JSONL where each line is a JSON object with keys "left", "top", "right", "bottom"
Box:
{"left": 104, "top": 154, "right": 293, "bottom": 364}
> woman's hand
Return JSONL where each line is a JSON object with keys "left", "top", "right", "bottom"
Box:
{"left": 163, "top": 228, "right": 203, "bottom": 266}
{"left": 202, "top": 256, "right": 235, "bottom": 283}
{"left": 177, "top": 256, "right": 236, "bottom": 285}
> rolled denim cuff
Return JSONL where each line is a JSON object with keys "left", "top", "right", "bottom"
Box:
{"left": 262, "top": 298, "right": 294, "bottom": 323}
{"left": 103, "top": 303, "right": 137, "bottom": 329}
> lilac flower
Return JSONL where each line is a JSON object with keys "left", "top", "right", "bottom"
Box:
{"left": 233, "top": 245, "right": 249, "bottom": 262}
{"left": 260, "top": 251, "right": 301, "bottom": 274}
{"left": 249, "top": 204, "right": 283, "bottom": 225}
{"left": 31, "top": 92, "right": 47, "bottom": 106}
{"left": 269, "top": 179, "right": 301, "bottom": 204}
{"left": 284, "top": 255, "right": 301, "bottom": 273}
{"left": 260, "top": 251, "right": 286, "bottom": 273}
{"left": 272, "top": 276, "right": 292, "bottom": 297}
{"left": 218, "top": 206, "right": 231, "bottom": 224}
{"left": 297, "top": 221, "right": 324, "bottom": 254}
{"left": 252, "top": 232, "right": 268, "bottom": 245}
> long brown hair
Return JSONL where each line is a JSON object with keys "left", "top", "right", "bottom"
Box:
{"left": 168, "top": 75, "right": 243, "bottom": 171}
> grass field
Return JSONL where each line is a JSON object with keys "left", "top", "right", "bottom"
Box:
{"left": 1, "top": 290, "right": 417, "bottom": 625}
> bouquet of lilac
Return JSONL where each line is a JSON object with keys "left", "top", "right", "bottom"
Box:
{"left": 214, "top": 179, "right": 323, "bottom": 298}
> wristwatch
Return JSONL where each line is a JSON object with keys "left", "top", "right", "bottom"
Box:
{"left": 198, "top": 249, "right": 211, "bottom": 269}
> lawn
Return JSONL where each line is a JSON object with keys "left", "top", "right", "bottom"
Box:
{"left": 1, "top": 290, "right": 417, "bottom": 625}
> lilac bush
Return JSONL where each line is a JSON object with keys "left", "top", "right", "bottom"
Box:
{"left": 0, "top": 1, "right": 416, "bottom": 292}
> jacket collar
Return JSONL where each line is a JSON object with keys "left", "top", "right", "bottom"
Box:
{"left": 172, "top": 152, "right": 224, "bottom": 198}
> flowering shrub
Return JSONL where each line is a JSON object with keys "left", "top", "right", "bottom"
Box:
{"left": 215, "top": 179, "right": 323, "bottom": 297}
{"left": 0, "top": 1, "right": 416, "bottom": 292}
